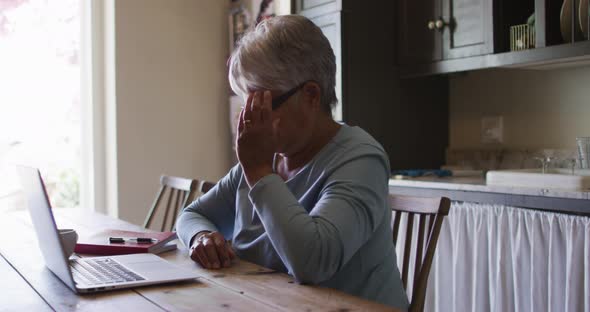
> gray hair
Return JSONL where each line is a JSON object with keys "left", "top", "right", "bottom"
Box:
{"left": 228, "top": 15, "right": 337, "bottom": 114}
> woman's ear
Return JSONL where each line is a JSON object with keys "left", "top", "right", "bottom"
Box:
{"left": 302, "top": 82, "right": 321, "bottom": 110}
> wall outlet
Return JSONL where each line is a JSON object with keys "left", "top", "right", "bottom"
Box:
{"left": 481, "top": 116, "right": 503, "bottom": 144}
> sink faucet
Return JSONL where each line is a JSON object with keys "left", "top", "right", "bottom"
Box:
{"left": 534, "top": 156, "right": 555, "bottom": 174}
{"left": 534, "top": 156, "right": 578, "bottom": 175}
{"left": 564, "top": 158, "right": 577, "bottom": 175}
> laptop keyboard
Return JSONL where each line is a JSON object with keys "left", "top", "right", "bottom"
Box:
{"left": 70, "top": 258, "right": 146, "bottom": 286}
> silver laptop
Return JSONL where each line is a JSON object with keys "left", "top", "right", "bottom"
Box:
{"left": 17, "top": 166, "right": 199, "bottom": 293}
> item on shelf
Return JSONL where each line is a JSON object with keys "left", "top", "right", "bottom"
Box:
{"left": 510, "top": 24, "right": 535, "bottom": 51}
{"left": 440, "top": 165, "right": 485, "bottom": 177}
{"left": 561, "top": 0, "right": 573, "bottom": 42}
{"left": 254, "top": 0, "right": 275, "bottom": 26}
{"left": 391, "top": 169, "right": 452, "bottom": 178}
{"left": 527, "top": 13, "right": 535, "bottom": 27}
{"left": 560, "top": 0, "right": 585, "bottom": 42}
{"left": 228, "top": 0, "right": 251, "bottom": 52}
{"left": 580, "top": 0, "right": 589, "bottom": 39}
{"left": 577, "top": 137, "right": 590, "bottom": 169}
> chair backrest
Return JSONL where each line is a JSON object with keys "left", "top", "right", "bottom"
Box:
{"left": 390, "top": 195, "right": 451, "bottom": 312}
{"left": 143, "top": 175, "right": 199, "bottom": 231}
{"left": 199, "top": 180, "right": 215, "bottom": 194}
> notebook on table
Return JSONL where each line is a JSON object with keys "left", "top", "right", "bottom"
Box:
{"left": 75, "top": 229, "right": 178, "bottom": 255}
{"left": 17, "top": 165, "right": 199, "bottom": 294}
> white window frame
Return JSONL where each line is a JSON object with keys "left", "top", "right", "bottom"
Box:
{"left": 80, "top": 0, "right": 118, "bottom": 217}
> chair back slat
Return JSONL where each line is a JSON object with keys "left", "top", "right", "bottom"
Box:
{"left": 144, "top": 175, "right": 200, "bottom": 232}
{"left": 392, "top": 211, "right": 402, "bottom": 246}
{"left": 173, "top": 190, "right": 184, "bottom": 222}
{"left": 427, "top": 213, "right": 435, "bottom": 239}
{"left": 412, "top": 213, "right": 447, "bottom": 312}
{"left": 389, "top": 195, "right": 451, "bottom": 312}
{"left": 161, "top": 188, "right": 177, "bottom": 232}
{"left": 169, "top": 189, "right": 184, "bottom": 231}
{"left": 171, "top": 189, "right": 192, "bottom": 232}
{"left": 181, "top": 189, "right": 192, "bottom": 208}
{"left": 413, "top": 214, "right": 427, "bottom": 291}
{"left": 401, "top": 212, "right": 414, "bottom": 289}
{"left": 143, "top": 185, "right": 167, "bottom": 229}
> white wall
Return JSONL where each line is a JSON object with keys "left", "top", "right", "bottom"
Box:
{"left": 111, "top": 0, "right": 232, "bottom": 225}
{"left": 449, "top": 66, "right": 590, "bottom": 150}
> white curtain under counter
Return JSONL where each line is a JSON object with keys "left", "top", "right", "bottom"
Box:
{"left": 421, "top": 202, "right": 590, "bottom": 312}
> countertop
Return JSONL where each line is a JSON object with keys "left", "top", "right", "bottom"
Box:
{"left": 389, "top": 176, "right": 590, "bottom": 200}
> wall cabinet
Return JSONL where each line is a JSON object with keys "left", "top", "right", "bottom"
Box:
{"left": 441, "top": 0, "right": 496, "bottom": 59}
{"left": 398, "top": 0, "right": 442, "bottom": 63}
{"left": 398, "top": 0, "right": 496, "bottom": 65}
{"left": 295, "top": 1, "right": 450, "bottom": 170}
{"left": 399, "top": 0, "right": 590, "bottom": 77}
{"left": 293, "top": 0, "right": 590, "bottom": 169}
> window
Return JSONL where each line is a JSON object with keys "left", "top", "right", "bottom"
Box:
{"left": 0, "top": 0, "right": 84, "bottom": 211}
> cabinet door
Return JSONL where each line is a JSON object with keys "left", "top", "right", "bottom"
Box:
{"left": 309, "top": 12, "right": 343, "bottom": 121}
{"left": 398, "top": 0, "right": 442, "bottom": 64}
{"left": 442, "top": 0, "right": 494, "bottom": 59}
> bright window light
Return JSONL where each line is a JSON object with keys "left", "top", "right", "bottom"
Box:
{"left": 0, "top": 0, "right": 83, "bottom": 211}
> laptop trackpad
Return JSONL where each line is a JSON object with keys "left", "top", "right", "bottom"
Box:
{"left": 116, "top": 254, "right": 197, "bottom": 280}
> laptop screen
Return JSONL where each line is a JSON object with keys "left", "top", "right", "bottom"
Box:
{"left": 17, "top": 165, "right": 77, "bottom": 291}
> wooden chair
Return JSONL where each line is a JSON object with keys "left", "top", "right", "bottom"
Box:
{"left": 390, "top": 195, "right": 451, "bottom": 312}
{"left": 199, "top": 180, "right": 215, "bottom": 194}
{"left": 143, "top": 175, "right": 199, "bottom": 231}
{"left": 143, "top": 176, "right": 216, "bottom": 231}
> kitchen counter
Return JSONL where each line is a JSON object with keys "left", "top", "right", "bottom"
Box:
{"left": 389, "top": 176, "right": 590, "bottom": 216}
{"left": 389, "top": 176, "right": 590, "bottom": 200}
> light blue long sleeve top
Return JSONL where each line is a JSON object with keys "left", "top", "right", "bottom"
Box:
{"left": 176, "top": 124, "right": 409, "bottom": 309}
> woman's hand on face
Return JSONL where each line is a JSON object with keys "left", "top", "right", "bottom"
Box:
{"left": 189, "top": 231, "right": 236, "bottom": 269}
{"left": 236, "top": 91, "right": 276, "bottom": 187}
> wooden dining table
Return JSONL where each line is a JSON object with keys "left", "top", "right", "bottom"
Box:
{"left": 0, "top": 208, "right": 398, "bottom": 311}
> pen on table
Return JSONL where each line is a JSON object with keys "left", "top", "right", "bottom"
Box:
{"left": 108, "top": 237, "right": 158, "bottom": 244}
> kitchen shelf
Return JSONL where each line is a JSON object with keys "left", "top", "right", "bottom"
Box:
{"left": 400, "top": 39, "right": 590, "bottom": 77}
{"left": 399, "top": 0, "right": 590, "bottom": 77}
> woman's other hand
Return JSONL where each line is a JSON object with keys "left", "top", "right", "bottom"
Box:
{"left": 236, "top": 90, "right": 275, "bottom": 187}
{"left": 189, "top": 231, "right": 236, "bottom": 269}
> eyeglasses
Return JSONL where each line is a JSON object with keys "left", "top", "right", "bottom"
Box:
{"left": 271, "top": 82, "right": 307, "bottom": 110}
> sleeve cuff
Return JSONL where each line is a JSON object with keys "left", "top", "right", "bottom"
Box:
{"left": 179, "top": 224, "right": 218, "bottom": 248}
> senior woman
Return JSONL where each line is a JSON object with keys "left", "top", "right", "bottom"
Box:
{"left": 176, "top": 15, "right": 408, "bottom": 309}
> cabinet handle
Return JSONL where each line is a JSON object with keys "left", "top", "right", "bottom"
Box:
{"left": 435, "top": 19, "right": 447, "bottom": 30}
{"left": 427, "top": 20, "right": 436, "bottom": 30}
